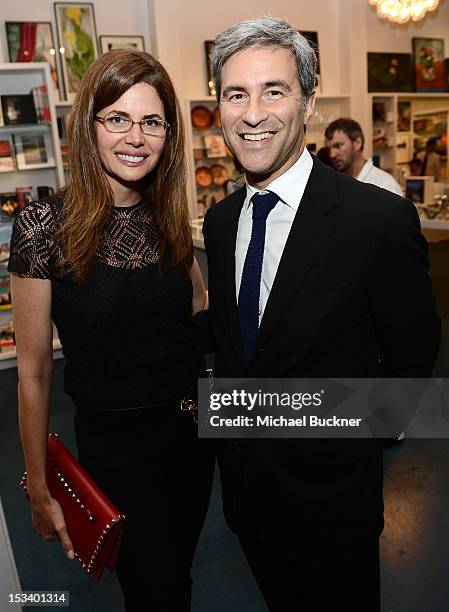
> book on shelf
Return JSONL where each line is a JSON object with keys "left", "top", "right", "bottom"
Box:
{"left": 57, "top": 112, "right": 71, "bottom": 140}
{"left": 0, "top": 138, "right": 14, "bottom": 173}
{"left": 0, "top": 193, "right": 19, "bottom": 222}
{"left": 0, "top": 314, "right": 14, "bottom": 353}
{"left": 0, "top": 222, "right": 12, "bottom": 318}
{"left": 16, "top": 186, "right": 33, "bottom": 208}
{"left": 60, "top": 141, "right": 69, "bottom": 171}
{"left": 0, "top": 222, "right": 12, "bottom": 317}
{"left": 31, "top": 85, "right": 51, "bottom": 124}
{"left": 0, "top": 103, "right": 4, "bottom": 128}
{"left": 0, "top": 223, "right": 12, "bottom": 265}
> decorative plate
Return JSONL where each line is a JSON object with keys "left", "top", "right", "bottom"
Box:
{"left": 191, "top": 106, "right": 213, "bottom": 130}
{"left": 195, "top": 166, "right": 213, "bottom": 187}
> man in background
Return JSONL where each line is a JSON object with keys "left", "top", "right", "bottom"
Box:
{"left": 418, "top": 136, "right": 441, "bottom": 181}
{"left": 325, "top": 117, "right": 403, "bottom": 195}
{"left": 409, "top": 156, "right": 423, "bottom": 176}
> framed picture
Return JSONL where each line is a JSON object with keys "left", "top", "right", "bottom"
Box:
{"left": 0, "top": 193, "right": 19, "bottom": 223}
{"left": 204, "top": 41, "right": 215, "bottom": 96}
{"left": 0, "top": 223, "right": 13, "bottom": 266}
{"left": 5, "top": 22, "right": 60, "bottom": 98}
{"left": 54, "top": 3, "right": 99, "bottom": 102}
{"left": 413, "top": 111, "right": 448, "bottom": 159}
{"left": 367, "top": 53, "right": 413, "bottom": 93}
{"left": 397, "top": 100, "right": 411, "bottom": 132}
{"left": 405, "top": 176, "right": 434, "bottom": 204}
{"left": 100, "top": 35, "right": 145, "bottom": 54}
{"left": 412, "top": 38, "right": 446, "bottom": 93}
{"left": 299, "top": 31, "right": 320, "bottom": 75}
{"left": 396, "top": 133, "right": 411, "bottom": 164}
{"left": 13, "top": 132, "right": 55, "bottom": 170}
{"left": 1, "top": 94, "right": 37, "bottom": 125}
{"left": 203, "top": 134, "right": 227, "bottom": 158}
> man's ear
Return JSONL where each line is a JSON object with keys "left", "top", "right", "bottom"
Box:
{"left": 353, "top": 136, "right": 363, "bottom": 152}
{"left": 303, "top": 92, "right": 316, "bottom": 125}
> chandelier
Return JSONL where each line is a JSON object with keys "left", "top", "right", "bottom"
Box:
{"left": 369, "top": 0, "right": 440, "bottom": 23}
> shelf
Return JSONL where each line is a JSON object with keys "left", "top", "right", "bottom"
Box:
{"left": 315, "top": 93, "right": 350, "bottom": 99}
{"left": 0, "top": 339, "right": 62, "bottom": 370}
{"left": 370, "top": 93, "right": 449, "bottom": 98}
{"left": 0, "top": 62, "right": 65, "bottom": 188}
{"left": 420, "top": 218, "right": 449, "bottom": 230}
{"left": 0, "top": 124, "right": 50, "bottom": 133}
{"left": 1, "top": 165, "right": 57, "bottom": 174}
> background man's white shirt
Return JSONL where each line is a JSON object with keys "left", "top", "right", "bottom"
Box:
{"left": 357, "top": 158, "right": 403, "bottom": 196}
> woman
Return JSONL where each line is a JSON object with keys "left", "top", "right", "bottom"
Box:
{"left": 9, "top": 49, "right": 214, "bottom": 611}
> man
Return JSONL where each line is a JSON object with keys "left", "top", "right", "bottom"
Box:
{"left": 409, "top": 156, "right": 423, "bottom": 176}
{"left": 203, "top": 16, "right": 440, "bottom": 612}
{"left": 417, "top": 137, "right": 441, "bottom": 181}
{"left": 324, "top": 117, "right": 403, "bottom": 195}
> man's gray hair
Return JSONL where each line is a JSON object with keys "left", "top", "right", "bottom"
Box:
{"left": 211, "top": 16, "right": 317, "bottom": 103}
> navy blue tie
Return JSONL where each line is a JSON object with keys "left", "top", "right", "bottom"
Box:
{"left": 238, "top": 191, "right": 278, "bottom": 365}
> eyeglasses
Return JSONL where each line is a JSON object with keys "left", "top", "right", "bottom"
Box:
{"left": 94, "top": 113, "right": 170, "bottom": 137}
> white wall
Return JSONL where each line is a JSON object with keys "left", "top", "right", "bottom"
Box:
{"left": 150, "top": 0, "right": 343, "bottom": 99}
{"left": 0, "top": 0, "right": 152, "bottom": 63}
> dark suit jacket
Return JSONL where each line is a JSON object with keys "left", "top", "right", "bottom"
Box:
{"left": 202, "top": 157, "right": 441, "bottom": 560}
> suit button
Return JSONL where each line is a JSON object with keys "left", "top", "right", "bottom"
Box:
{"left": 257, "top": 347, "right": 264, "bottom": 353}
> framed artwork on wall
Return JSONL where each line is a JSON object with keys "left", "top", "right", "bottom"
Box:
{"left": 204, "top": 41, "right": 215, "bottom": 96}
{"left": 298, "top": 31, "right": 320, "bottom": 75}
{"left": 54, "top": 2, "right": 99, "bottom": 102}
{"left": 100, "top": 35, "right": 145, "bottom": 54}
{"left": 5, "top": 22, "right": 60, "bottom": 99}
{"left": 367, "top": 52, "right": 413, "bottom": 93}
{"left": 298, "top": 31, "right": 321, "bottom": 90}
{"left": 412, "top": 37, "right": 446, "bottom": 93}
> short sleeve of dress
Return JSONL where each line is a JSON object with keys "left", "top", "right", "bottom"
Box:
{"left": 8, "top": 201, "right": 55, "bottom": 279}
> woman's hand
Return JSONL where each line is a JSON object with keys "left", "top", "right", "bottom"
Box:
{"left": 30, "top": 494, "right": 74, "bottom": 560}
{"left": 190, "top": 257, "right": 207, "bottom": 315}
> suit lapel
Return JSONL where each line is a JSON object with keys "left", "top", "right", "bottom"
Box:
{"left": 222, "top": 187, "right": 246, "bottom": 365}
{"left": 256, "top": 158, "right": 339, "bottom": 350}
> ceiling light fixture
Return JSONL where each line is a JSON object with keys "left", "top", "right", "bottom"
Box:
{"left": 369, "top": 0, "right": 440, "bottom": 24}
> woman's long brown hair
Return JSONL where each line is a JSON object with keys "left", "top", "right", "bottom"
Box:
{"left": 57, "top": 49, "right": 191, "bottom": 281}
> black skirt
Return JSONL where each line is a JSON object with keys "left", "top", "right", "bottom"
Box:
{"left": 74, "top": 402, "right": 215, "bottom": 612}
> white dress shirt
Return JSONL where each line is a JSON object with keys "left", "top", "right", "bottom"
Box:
{"left": 235, "top": 147, "right": 313, "bottom": 323}
{"left": 357, "top": 158, "right": 403, "bottom": 196}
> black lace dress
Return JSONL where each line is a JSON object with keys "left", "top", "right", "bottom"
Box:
{"left": 9, "top": 197, "right": 214, "bottom": 611}
{"left": 9, "top": 196, "right": 202, "bottom": 407}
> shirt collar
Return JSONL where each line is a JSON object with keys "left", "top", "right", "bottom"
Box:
{"left": 244, "top": 147, "right": 313, "bottom": 213}
{"left": 356, "top": 158, "right": 372, "bottom": 181}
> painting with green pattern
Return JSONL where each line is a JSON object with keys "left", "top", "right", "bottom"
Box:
{"left": 54, "top": 3, "right": 98, "bottom": 101}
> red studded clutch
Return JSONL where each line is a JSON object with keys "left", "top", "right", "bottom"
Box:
{"left": 20, "top": 433, "right": 125, "bottom": 580}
